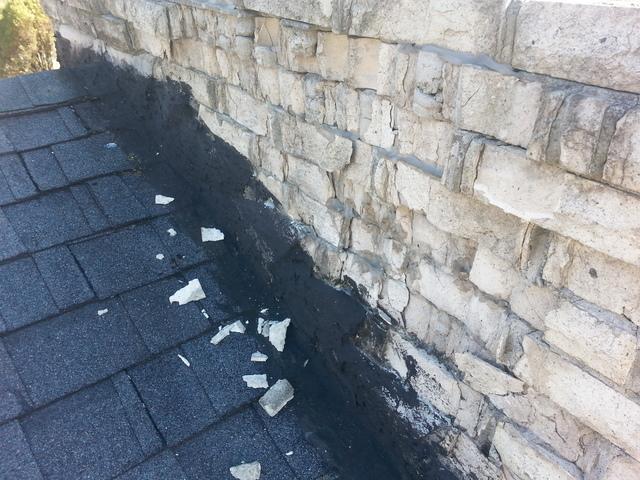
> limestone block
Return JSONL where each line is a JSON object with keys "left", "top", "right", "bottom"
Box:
{"left": 412, "top": 214, "right": 476, "bottom": 273}
{"left": 103, "top": 0, "right": 170, "bottom": 36}
{"left": 286, "top": 155, "right": 334, "bottom": 203}
{"left": 256, "top": 171, "right": 287, "bottom": 206}
{"left": 92, "top": 14, "right": 132, "bottom": 52}
{"left": 299, "top": 232, "right": 345, "bottom": 280}
{"left": 254, "top": 17, "right": 280, "bottom": 47}
{"left": 509, "top": 283, "right": 558, "bottom": 332}
{"left": 342, "top": 253, "right": 383, "bottom": 305}
{"left": 257, "top": 140, "right": 285, "bottom": 180}
{"left": 254, "top": 46, "right": 278, "bottom": 67}
{"left": 199, "top": 106, "right": 257, "bottom": 160}
{"left": 602, "top": 454, "right": 640, "bottom": 480}
{"left": 303, "top": 75, "right": 334, "bottom": 125}
{"left": 256, "top": 66, "right": 280, "bottom": 104}
{"left": 347, "top": 37, "right": 381, "bottom": 90}
{"left": 394, "top": 161, "right": 432, "bottom": 212}
{"left": 277, "top": 22, "right": 318, "bottom": 74}
{"left": 455, "top": 353, "right": 524, "bottom": 396}
{"left": 334, "top": 140, "right": 374, "bottom": 214}
{"left": 395, "top": 109, "right": 453, "bottom": 168}
{"left": 489, "top": 391, "right": 590, "bottom": 463}
{"left": 154, "top": 61, "right": 217, "bottom": 108}
{"left": 243, "top": 0, "right": 333, "bottom": 29}
{"left": 334, "top": 83, "right": 360, "bottom": 134}
{"left": 441, "top": 131, "right": 482, "bottom": 193}
{"left": 515, "top": 336, "right": 640, "bottom": 461}
{"left": 544, "top": 300, "right": 638, "bottom": 385}
{"left": 172, "top": 39, "right": 219, "bottom": 77}
{"left": 492, "top": 423, "right": 582, "bottom": 480}
{"left": 105, "top": 47, "right": 156, "bottom": 76}
{"left": 443, "top": 65, "right": 542, "bottom": 148}
{"left": 348, "top": 0, "right": 502, "bottom": 56}
{"left": 407, "top": 261, "right": 509, "bottom": 356}
{"left": 316, "top": 32, "right": 349, "bottom": 82}
{"left": 376, "top": 42, "right": 414, "bottom": 104}
{"left": 350, "top": 218, "right": 379, "bottom": 257}
{"left": 380, "top": 278, "right": 410, "bottom": 315}
{"left": 438, "top": 432, "right": 503, "bottom": 480}
{"left": 289, "top": 189, "right": 347, "bottom": 247}
{"left": 359, "top": 91, "right": 396, "bottom": 149}
{"left": 511, "top": 1, "right": 640, "bottom": 93}
{"left": 469, "top": 245, "right": 520, "bottom": 301}
{"left": 411, "top": 90, "right": 442, "bottom": 120}
{"left": 224, "top": 85, "right": 268, "bottom": 135}
{"left": 277, "top": 69, "right": 305, "bottom": 115}
{"left": 604, "top": 106, "right": 640, "bottom": 194}
{"left": 269, "top": 109, "right": 353, "bottom": 172}
{"left": 542, "top": 237, "right": 640, "bottom": 327}
{"left": 415, "top": 50, "right": 444, "bottom": 95}
{"left": 473, "top": 143, "right": 640, "bottom": 267}
{"left": 404, "top": 292, "right": 436, "bottom": 342}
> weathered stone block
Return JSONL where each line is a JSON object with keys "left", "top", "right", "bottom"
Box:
{"left": 359, "top": 91, "right": 396, "bottom": 149}
{"left": 277, "top": 22, "right": 319, "bottom": 74}
{"left": 347, "top": 37, "right": 381, "bottom": 90}
{"left": 511, "top": 0, "right": 640, "bottom": 93}
{"left": 443, "top": 65, "right": 542, "bottom": 148}
{"left": 474, "top": 143, "right": 640, "bottom": 267}
{"left": 515, "top": 336, "right": 640, "bottom": 461}
{"left": 289, "top": 189, "right": 347, "bottom": 247}
{"left": 395, "top": 110, "right": 453, "bottom": 168}
{"left": 224, "top": 85, "right": 268, "bottom": 135}
{"left": 342, "top": 252, "right": 383, "bottom": 305}
{"left": 243, "top": 0, "right": 333, "bottom": 29}
{"left": 199, "top": 106, "right": 257, "bottom": 160}
{"left": 604, "top": 106, "right": 640, "bottom": 194}
{"left": 286, "top": 154, "right": 334, "bottom": 203}
{"left": 415, "top": 50, "right": 444, "bottom": 95}
{"left": 268, "top": 109, "right": 353, "bottom": 172}
{"left": 544, "top": 300, "right": 638, "bottom": 385}
{"left": 542, "top": 236, "right": 640, "bottom": 326}
{"left": 316, "top": 32, "right": 349, "bottom": 82}
{"left": 172, "top": 39, "right": 219, "bottom": 77}
{"left": 455, "top": 352, "right": 524, "bottom": 396}
{"left": 492, "top": 422, "right": 582, "bottom": 480}
{"left": 277, "top": 69, "right": 305, "bottom": 115}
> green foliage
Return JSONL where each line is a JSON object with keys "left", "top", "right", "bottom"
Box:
{"left": 0, "top": 0, "right": 55, "bottom": 78}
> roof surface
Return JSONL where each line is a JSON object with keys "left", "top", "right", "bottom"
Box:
{"left": 0, "top": 68, "right": 335, "bottom": 480}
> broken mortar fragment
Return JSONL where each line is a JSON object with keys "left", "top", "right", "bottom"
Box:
{"left": 251, "top": 352, "right": 268, "bottom": 362}
{"left": 230, "top": 461, "right": 261, "bottom": 480}
{"left": 178, "top": 354, "right": 190, "bottom": 367}
{"left": 155, "top": 194, "right": 174, "bottom": 205}
{"left": 210, "top": 320, "right": 246, "bottom": 345}
{"left": 169, "top": 279, "right": 206, "bottom": 305}
{"left": 201, "top": 227, "right": 224, "bottom": 242}
{"left": 268, "top": 318, "right": 290, "bottom": 352}
{"left": 259, "top": 379, "right": 294, "bottom": 417}
{"left": 155, "top": 253, "right": 164, "bottom": 260}
{"left": 167, "top": 228, "right": 177, "bottom": 237}
{"left": 97, "top": 309, "right": 108, "bottom": 316}
{"left": 242, "top": 374, "right": 269, "bottom": 389}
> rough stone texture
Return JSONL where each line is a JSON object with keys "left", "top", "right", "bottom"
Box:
{"left": 46, "top": 0, "right": 640, "bottom": 477}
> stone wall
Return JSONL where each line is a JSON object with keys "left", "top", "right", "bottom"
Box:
{"left": 41, "top": 0, "right": 640, "bottom": 478}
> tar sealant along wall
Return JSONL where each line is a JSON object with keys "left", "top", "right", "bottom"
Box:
{"left": 42, "top": 0, "right": 640, "bottom": 478}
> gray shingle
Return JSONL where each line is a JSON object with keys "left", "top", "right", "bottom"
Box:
{"left": 0, "top": 154, "right": 37, "bottom": 201}
{"left": 0, "top": 257, "right": 58, "bottom": 331}
{"left": 128, "top": 350, "right": 219, "bottom": 446}
{"left": 182, "top": 333, "right": 265, "bottom": 416}
{"left": 0, "top": 421, "right": 43, "bottom": 479}
{"left": 0, "top": 164, "right": 14, "bottom": 205}
{"left": 33, "top": 246, "right": 94, "bottom": 310}
{"left": 21, "top": 381, "right": 145, "bottom": 480}
{"left": 87, "top": 175, "right": 151, "bottom": 225}
{"left": 73, "top": 101, "right": 110, "bottom": 131}
{"left": 175, "top": 408, "right": 296, "bottom": 480}
{"left": 0, "top": 110, "right": 77, "bottom": 151}
{"left": 52, "top": 133, "right": 131, "bottom": 182}
{"left": 116, "top": 451, "right": 187, "bottom": 480}
{"left": 0, "top": 127, "right": 13, "bottom": 154}
{"left": 0, "top": 76, "right": 33, "bottom": 113}
{"left": 0, "top": 340, "right": 32, "bottom": 422}
{"left": 57, "top": 107, "right": 87, "bottom": 137}
{"left": 22, "top": 148, "right": 69, "bottom": 191}
{"left": 0, "top": 209, "right": 26, "bottom": 261}
{"left": 3, "top": 190, "right": 92, "bottom": 251}
{"left": 150, "top": 216, "right": 209, "bottom": 272}
{"left": 4, "top": 300, "right": 148, "bottom": 405}
{"left": 19, "top": 70, "right": 85, "bottom": 106}
{"left": 111, "top": 372, "right": 163, "bottom": 456}
{"left": 120, "top": 278, "right": 210, "bottom": 354}
{"left": 71, "top": 224, "right": 175, "bottom": 298}
{"left": 70, "top": 184, "right": 110, "bottom": 231}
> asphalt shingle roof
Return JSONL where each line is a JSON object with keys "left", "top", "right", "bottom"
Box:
{"left": 0, "top": 69, "right": 334, "bottom": 480}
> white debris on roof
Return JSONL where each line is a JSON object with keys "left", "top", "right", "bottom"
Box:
{"left": 167, "top": 228, "right": 177, "bottom": 237}
{"left": 201, "top": 227, "right": 224, "bottom": 242}
{"left": 201, "top": 309, "right": 209, "bottom": 319}
{"left": 260, "top": 308, "right": 268, "bottom": 314}
{"left": 264, "top": 198, "right": 275, "bottom": 209}
{"left": 259, "top": 379, "right": 294, "bottom": 417}
{"left": 268, "top": 318, "right": 290, "bottom": 352}
{"left": 155, "top": 194, "right": 174, "bottom": 205}
{"left": 97, "top": 309, "right": 109, "bottom": 316}
{"left": 178, "top": 354, "right": 190, "bottom": 367}
{"left": 303, "top": 359, "right": 309, "bottom": 368}
{"left": 257, "top": 317, "right": 268, "bottom": 337}
{"left": 251, "top": 352, "right": 268, "bottom": 363}
{"left": 285, "top": 451, "right": 293, "bottom": 456}
{"left": 242, "top": 374, "right": 269, "bottom": 389}
{"left": 155, "top": 253, "right": 165, "bottom": 260}
{"left": 169, "top": 279, "right": 206, "bottom": 305}
{"left": 210, "top": 320, "right": 246, "bottom": 345}
{"left": 229, "top": 461, "right": 261, "bottom": 480}
{"left": 105, "top": 142, "right": 118, "bottom": 149}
